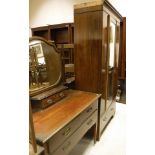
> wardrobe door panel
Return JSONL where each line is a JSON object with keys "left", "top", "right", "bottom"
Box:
{"left": 107, "top": 18, "right": 117, "bottom": 109}
{"left": 101, "top": 11, "right": 108, "bottom": 100}
{"left": 74, "top": 10, "right": 103, "bottom": 93}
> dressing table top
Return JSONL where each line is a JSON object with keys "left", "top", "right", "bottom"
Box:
{"left": 33, "top": 89, "right": 101, "bottom": 143}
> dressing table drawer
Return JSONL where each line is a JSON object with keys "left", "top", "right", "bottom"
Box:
{"left": 49, "top": 101, "right": 98, "bottom": 153}
{"left": 83, "top": 100, "right": 98, "bottom": 118}
{"left": 41, "top": 92, "right": 66, "bottom": 108}
{"left": 52, "top": 111, "right": 97, "bottom": 155}
{"left": 31, "top": 86, "right": 67, "bottom": 110}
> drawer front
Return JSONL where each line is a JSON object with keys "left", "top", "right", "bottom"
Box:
{"left": 49, "top": 101, "right": 98, "bottom": 153}
{"left": 82, "top": 100, "right": 98, "bottom": 118}
{"left": 100, "top": 99, "right": 106, "bottom": 117}
{"left": 52, "top": 111, "right": 97, "bottom": 155}
{"left": 100, "top": 102, "right": 116, "bottom": 132}
{"left": 108, "top": 101, "right": 116, "bottom": 117}
{"left": 41, "top": 92, "right": 66, "bottom": 108}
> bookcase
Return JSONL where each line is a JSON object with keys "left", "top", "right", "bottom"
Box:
{"left": 31, "top": 23, "right": 74, "bottom": 64}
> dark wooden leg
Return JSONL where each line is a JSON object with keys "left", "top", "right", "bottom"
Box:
{"left": 97, "top": 128, "right": 101, "bottom": 141}
{"left": 93, "top": 123, "right": 97, "bottom": 144}
{"left": 43, "top": 143, "right": 49, "bottom": 155}
{"left": 97, "top": 97, "right": 101, "bottom": 141}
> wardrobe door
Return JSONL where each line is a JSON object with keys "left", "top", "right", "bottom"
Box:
{"left": 119, "top": 17, "right": 126, "bottom": 79}
{"left": 74, "top": 10, "right": 103, "bottom": 93}
{"left": 101, "top": 11, "right": 108, "bottom": 104}
{"left": 107, "top": 17, "right": 117, "bottom": 109}
{"left": 113, "top": 21, "right": 120, "bottom": 99}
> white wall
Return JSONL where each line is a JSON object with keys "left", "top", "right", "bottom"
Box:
{"left": 30, "top": 0, "right": 127, "bottom": 29}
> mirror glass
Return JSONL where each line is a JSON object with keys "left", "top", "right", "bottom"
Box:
{"left": 29, "top": 38, "right": 62, "bottom": 94}
{"left": 109, "top": 22, "right": 116, "bottom": 68}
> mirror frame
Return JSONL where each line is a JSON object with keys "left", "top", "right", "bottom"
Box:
{"left": 29, "top": 36, "right": 64, "bottom": 96}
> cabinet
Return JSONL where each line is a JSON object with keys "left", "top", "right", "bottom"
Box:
{"left": 32, "top": 26, "right": 49, "bottom": 40}
{"left": 74, "top": 0, "right": 122, "bottom": 140}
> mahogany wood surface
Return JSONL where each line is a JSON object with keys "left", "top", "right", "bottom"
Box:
{"left": 74, "top": 9, "right": 103, "bottom": 93}
{"left": 33, "top": 89, "right": 101, "bottom": 143}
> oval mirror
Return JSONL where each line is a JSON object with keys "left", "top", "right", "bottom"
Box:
{"left": 29, "top": 37, "right": 62, "bottom": 95}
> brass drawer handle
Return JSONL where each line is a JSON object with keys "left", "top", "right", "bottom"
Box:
{"left": 62, "top": 127, "right": 71, "bottom": 136}
{"left": 47, "top": 99, "right": 53, "bottom": 104}
{"left": 86, "top": 107, "right": 93, "bottom": 113}
{"left": 87, "top": 119, "right": 93, "bottom": 125}
{"left": 62, "top": 141, "right": 71, "bottom": 151}
{"left": 59, "top": 92, "right": 64, "bottom": 97}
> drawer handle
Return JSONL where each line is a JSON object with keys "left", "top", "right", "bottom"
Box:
{"left": 59, "top": 92, "right": 64, "bottom": 97}
{"left": 86, "top": 107, "right": 93, "bottom": 113}
{"left": 87, "top": 119, "right": 93, "bottom": 125}
{"left": 47, "top": 99, "right": 53, "bottom": 104}
{"left": 62, "top": 127, "right": 71, "bottom": 136}
{"left": 62, "top": 141, "right": 71, "bottom": 151}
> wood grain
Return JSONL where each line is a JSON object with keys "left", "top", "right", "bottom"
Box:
{"left": 33, "top": 89, "right": 101, "bottom": 143}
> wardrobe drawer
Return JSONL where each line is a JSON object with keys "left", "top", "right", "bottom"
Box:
{"left": 108, "top": 101, "right": 116, "bottom": 116}
{"left": 100, "top": 102, "right": 116, "bottom": 131}
{"left": 106, "top": 101, "right": 115, "bottom": 121}
{"left": 100, "top": 113, "right": 107, "bottom": 131}
{"left": 100, "top": 99, "right": 106, "bottom": 117}
{"left": 52, "top": 111, "right": 97, "bottom": 155}
{"left": 49, "top": 101, "right": 98, "bottom": 153}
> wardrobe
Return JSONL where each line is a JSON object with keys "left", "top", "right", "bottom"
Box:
{"left": 74, "top": 0, "right": 123, "bottom": 140}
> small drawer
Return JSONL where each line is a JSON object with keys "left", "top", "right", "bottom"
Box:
{"left": 31, "top": 91, "right": 66, "bottom": 110}
{"left": 49, "top": 101, "right": 98, "bottom": 153}
{"left": 52, "top": 111, "right": 97, "bottom": 155}
{"left": 41, "top": 92, "right": 66, "bottom": 108}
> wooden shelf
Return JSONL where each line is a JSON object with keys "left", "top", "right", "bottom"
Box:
{"left": 31, "top": 23, "right": 74, "bottom": 64}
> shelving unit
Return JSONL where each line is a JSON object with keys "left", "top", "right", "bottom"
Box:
{"left": 32, "top": 26, "right": 49, "bottom": 40}
{"left": 31, "top": 23, "right": 74, "bottom": 64}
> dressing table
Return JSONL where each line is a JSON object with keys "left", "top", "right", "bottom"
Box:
{"left": 33, "top": 89, "right": 101, "bottom": 155}
{"left": 29, "top": 37, "right": 101, "bottom": 155}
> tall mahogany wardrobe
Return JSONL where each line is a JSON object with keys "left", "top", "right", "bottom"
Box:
{"left": 74, "top": 0, "right": 123, "bottom": 140}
